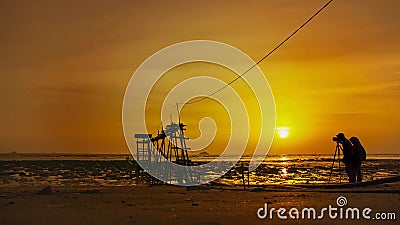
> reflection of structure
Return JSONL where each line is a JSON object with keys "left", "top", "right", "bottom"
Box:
{"left": 134, "top": 122, "right": 192, "bottom": 184}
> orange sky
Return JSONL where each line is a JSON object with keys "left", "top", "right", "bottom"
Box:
{"left": 0, "top": 0, "right": 399, "bottom": 154}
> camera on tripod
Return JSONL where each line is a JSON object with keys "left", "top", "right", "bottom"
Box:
{"left": 329, "top": 132, "right": 345, "bottom": 183}
{"left": 332, "top": 133, "right": 343, "bottom": 142}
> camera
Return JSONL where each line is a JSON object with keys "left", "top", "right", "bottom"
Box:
{"left": 332, "top": 136, "right": 338, "bottom": 142}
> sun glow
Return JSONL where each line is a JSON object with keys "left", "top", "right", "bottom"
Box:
{"left": 277, "top": 127, "right": 290, "bottom": 138}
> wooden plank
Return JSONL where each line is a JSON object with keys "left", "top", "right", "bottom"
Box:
{"left": 134, "top": 134, "right": 152, "bottom": 138}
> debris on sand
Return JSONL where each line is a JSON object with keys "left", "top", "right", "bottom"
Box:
{"left": 36, "top": 186, "right": 53, "bottom": 195}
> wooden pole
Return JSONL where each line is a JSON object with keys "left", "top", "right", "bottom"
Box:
{"left": 338, "top": 145, "right": 341, "bottom": 184}
{"left": 247, "top": 166, "right": 250, "bottom": 187}
{"left": 241, "top": 163, "right": 245, "bottom": 190}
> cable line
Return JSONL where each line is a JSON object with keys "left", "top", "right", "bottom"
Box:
{"left": 182, "top": 0, "right": 335, "bottom": 105}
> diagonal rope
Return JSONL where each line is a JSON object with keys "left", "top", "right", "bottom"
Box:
{"left": 182, "top": 0, "right": 335, "bottom": 105}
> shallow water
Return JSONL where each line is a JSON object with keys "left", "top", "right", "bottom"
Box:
{"left": 219, "top": 155, "right": 400, "bottom": 185}
{"left": 0, "top": 154, "right": 399, "bottom": 186}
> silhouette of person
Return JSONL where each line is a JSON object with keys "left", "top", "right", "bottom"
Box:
{"left": 350, "top": 136, "right": 365, "bottom": 182}
{"left": 336, "top": 133, "right": 357, "bottom": 183}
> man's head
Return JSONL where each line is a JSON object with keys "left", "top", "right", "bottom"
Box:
{"left": 337, "top": 133, "right": 345, "bottom": 140}
{"left": 350, "top": 136, "right": 359, "bottom": 144}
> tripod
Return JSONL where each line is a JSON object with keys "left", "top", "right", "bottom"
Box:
{"left": 328, "top": 142, "right": 342, "bottom": 183}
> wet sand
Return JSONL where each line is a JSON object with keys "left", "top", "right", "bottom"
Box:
{"left": 2, "top": 157, "right": 399, "bottom": 187}
{"left": 1, "top": 182, "right": 399, "bottom": 225}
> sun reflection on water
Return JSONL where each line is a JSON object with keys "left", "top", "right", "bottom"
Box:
{"left": 281, "top": 168, "right": 288, "bottom": 178}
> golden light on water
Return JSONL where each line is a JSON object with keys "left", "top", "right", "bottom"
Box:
{"left": 281, "top": 168, "right": 288, "bottom": 178}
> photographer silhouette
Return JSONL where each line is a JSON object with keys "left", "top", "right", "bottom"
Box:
{"left": 334, "top": 133, "right": 358, "bottom": 183}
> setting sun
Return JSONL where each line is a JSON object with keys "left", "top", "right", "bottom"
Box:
{"left": 277, "top": 127, "right": 290, "bottom": 139}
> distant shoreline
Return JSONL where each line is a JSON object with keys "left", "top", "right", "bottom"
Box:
{"left": 1, "top": 152, "right": 399, "bottom": 161}
{"left": 1, "top": 152, "right": 399, "bottom": 156}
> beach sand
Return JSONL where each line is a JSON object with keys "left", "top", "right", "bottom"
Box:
{"left": 1, "top": 182, "right": 399, "bottom": 225}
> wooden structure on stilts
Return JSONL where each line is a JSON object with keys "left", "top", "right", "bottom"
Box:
{"left": 134, "top": 122, "right": 192, "bottom": 184}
